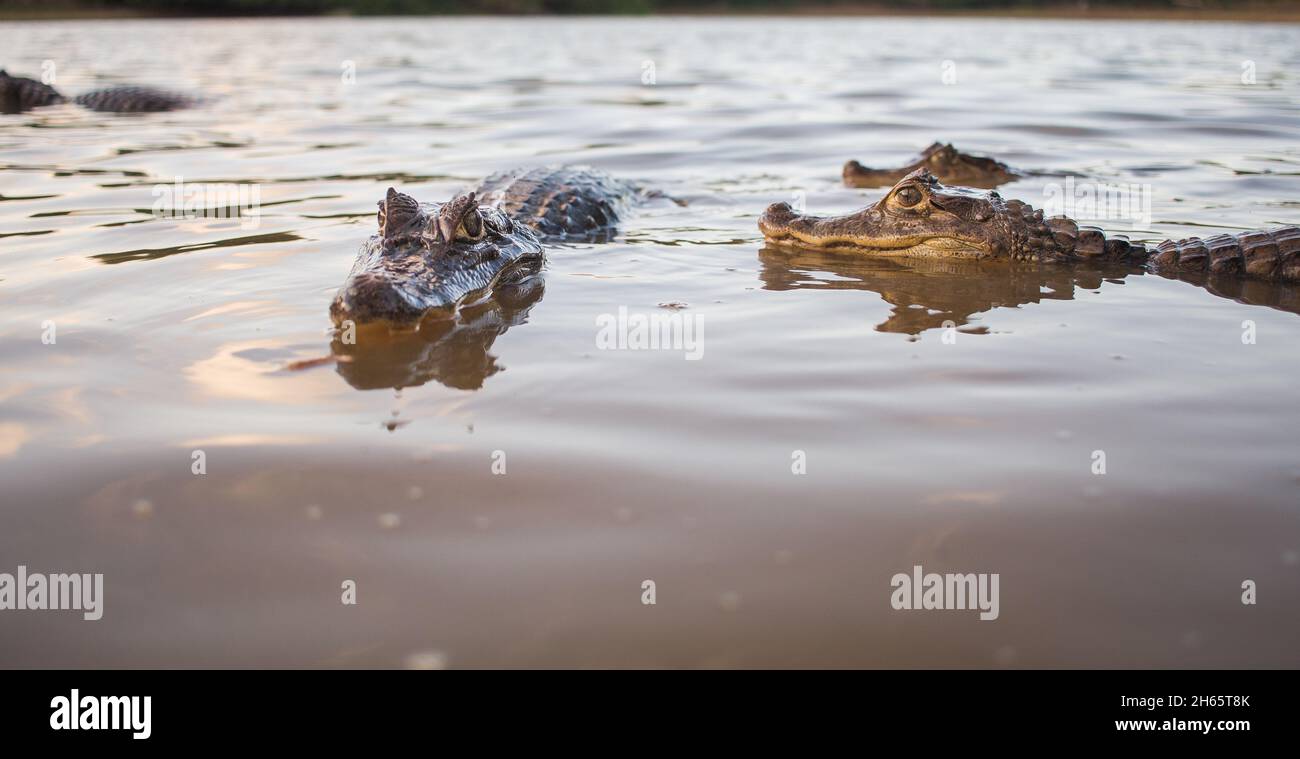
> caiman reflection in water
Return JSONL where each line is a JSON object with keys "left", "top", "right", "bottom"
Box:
{"left": 758, "top": 245, "right": 1300, "bottom": 336}
{"left": 330, "top": 277, "right": 544, "bottom": 391}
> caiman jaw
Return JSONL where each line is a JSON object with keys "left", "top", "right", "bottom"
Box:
{"left": 759, "top": 202, "right": 990, "bottom": 258}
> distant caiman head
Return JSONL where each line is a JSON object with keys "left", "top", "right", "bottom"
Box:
{"left": 843, "top": 142, "right": 1019, "bottom": 189}
{"left": 760, "top": 169, "right": 1057, "bottom": 261}
{"left": 330, "top": 188, "right": 544, "bottom": 329}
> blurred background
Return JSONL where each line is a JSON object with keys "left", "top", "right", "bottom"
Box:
{"left": 3, "top": 0, "right": 1299, "bottom": 21}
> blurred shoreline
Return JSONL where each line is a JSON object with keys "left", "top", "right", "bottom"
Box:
{"left": 4, "top": 3, "right": 1300, "bottom": 23}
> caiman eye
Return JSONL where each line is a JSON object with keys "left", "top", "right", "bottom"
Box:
{"left": 894, "top": 185, "right": 923, "bottom": 207}
{"left": 457, "top": 210, "right": 485, "bottom": 241}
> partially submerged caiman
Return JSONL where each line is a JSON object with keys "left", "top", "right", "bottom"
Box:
{"left": 0, "top": 70, "right": 193, "bottom": 114}
{"left": 330, "top": 166, "right": 635, "bottom": 328}
{"left": 761, "top": 169, "right": 1300, "bottom": 287}
{"left": 843, "top": 142, "right": 1020, "bottom": 189}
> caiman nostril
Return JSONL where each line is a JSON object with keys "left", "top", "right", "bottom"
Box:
{"left": 760, "top": 202, "right": 799, "bottom": 231}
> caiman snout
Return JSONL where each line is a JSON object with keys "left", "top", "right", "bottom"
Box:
{"left": 330, "top": 271, "right": 431, "bottom": 328}
{"left": 842, "top": 160, "right": 867, "bottom": 177}
{"left": 759, "top": 201, "right": 803, "bottom": 238}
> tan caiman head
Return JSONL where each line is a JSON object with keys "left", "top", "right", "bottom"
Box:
{"left": 760, "top": 169, "right": 1061, "bottom": 262}
{"left": 330, "top": 187, "right": 544, "bottom": 328}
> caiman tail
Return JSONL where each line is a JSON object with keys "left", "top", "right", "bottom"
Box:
{"left": 1039, "top": 217, "right": 1300, "bottom": 283}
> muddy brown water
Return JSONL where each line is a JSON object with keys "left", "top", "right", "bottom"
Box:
{"left": 1, "top": 17, "right": 1298, "bottom": 667}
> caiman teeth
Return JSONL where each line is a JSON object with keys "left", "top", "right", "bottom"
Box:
{"left": 762, "top": 227, "right": 988, "bottom": 257}
{"left": 769, "top": 227, "right": 945, "bottom": 250}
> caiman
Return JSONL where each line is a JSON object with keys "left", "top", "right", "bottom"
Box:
{"left": 0, "top": 70, "right": 193, "bottom": 114}
{"left": 330, "top": 166, "right": 635, "bottom": 328}
{"left": 761, "top": 169, "right": 1300, "bottom": 288}
{"left": 843, "top": 142, "right": 1020, "bottom": 189}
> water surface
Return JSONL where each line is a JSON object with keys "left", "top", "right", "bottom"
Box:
{"left": 1, "top": 17, "right": 1298, "bottom": 667}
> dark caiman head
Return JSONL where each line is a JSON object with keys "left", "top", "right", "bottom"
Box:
{"left": 760, "top": 169, "right": 1056, "bottom": 261}
{"left": 0, "top": 69, "right": 66, "bottom": 114}
{"left": 330, "top": 187, "right": 544, "bottom": 329}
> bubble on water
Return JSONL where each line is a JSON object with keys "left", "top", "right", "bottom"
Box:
{"left": 614, "top": 506, "right": 634, "bottom": 523}
{"left": 131, "top": 499, "right": 154, "bottom": 518}
{"left": 994, "top": 645, "right": 1017, "bottom": 666}
{"left": 407, "top": 485, "right": 423, "bottom": 500}
{"left": 305, "top": 504, "right": 323, "bottom": 520}
{"left": 719, "top": 591, "right": 741, "bottom": 612}
{"left": 474, "top": 515, "right": 492, "bottom": 530}
{"left": 404, "top": 650, "right": 448, "bottom": 670}
{"left": 378, "top": 512, "right": 401, "bottom": 529}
